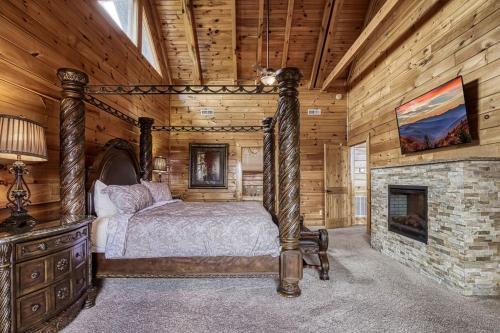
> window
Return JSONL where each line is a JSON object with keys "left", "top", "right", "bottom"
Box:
{"left": 98, "top": 0, "right": 138, "bottom": 44}
{"left": 98, "top": 0, "right": 161, "bottom": 75}
{"left": 141, "top": 12, "right": 161, "bottom": 74}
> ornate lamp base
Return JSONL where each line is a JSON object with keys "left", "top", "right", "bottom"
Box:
{"left": 2, "top": 159, "right": 38, "bottom": 233}
{"left": 2, "top": 213, "right": 37, "bottom": 233}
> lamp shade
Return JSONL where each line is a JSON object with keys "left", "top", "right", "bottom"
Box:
{"left": 0, "top": 115, "right": 48, "bottom": 162}
{"left": 153, "top": 156, "right": 168, "bottom": 173}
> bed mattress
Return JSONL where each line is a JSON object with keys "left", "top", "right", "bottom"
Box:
{"left": 94, "top": 201, "right": 280, "bottom": 259}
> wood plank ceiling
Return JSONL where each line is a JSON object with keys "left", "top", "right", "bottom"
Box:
{"left": 155, "top": 0, "right": 371, "bottom": 88}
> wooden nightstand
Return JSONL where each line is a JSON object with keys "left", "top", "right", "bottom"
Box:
{"left": 0, "top": 217, "right": 94, "bottom": 333}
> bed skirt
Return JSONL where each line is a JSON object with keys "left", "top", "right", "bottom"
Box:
{"left": 94, "top": 254, "right": 279, "bottom": 278}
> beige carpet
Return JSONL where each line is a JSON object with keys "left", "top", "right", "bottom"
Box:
{"left": 63, "top": 226, "right": 499, "bottom": 333}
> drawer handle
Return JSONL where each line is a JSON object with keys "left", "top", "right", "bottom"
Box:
{"left": 56, "top": 258, "right": 69, "bottom": 271}
{"left": 30, "top": 271, "right": 40, "bottom": 280}
{"left": 75, "top": 252, "right": 81, "bottom": 258}
{"left": 57, "top": 287, "right": 69, "bottom": 300}
{"left": 21, "top": 242, "right": 48, "bottom": 255}
{"left": 31, "top": 304, "right": 40, "bottom": 313}
{"left": 55, "top": 231, "right": 85, "bottom": 246}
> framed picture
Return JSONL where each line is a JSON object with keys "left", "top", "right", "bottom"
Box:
{"left": 189, "top": 143, "right": 228, "bottom": 188}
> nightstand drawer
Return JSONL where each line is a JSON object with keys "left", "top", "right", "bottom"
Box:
{"left": 17, "top": 258, "right": 50, "bottom": 297}
{"left": 53, "top": 279, "right": 72, "bottom": 311}
{"left": 73, "top": 265, "right": 87, "bottom": 298}
{"left": 17, "top": 288, "right": 50, "bottom": 332}
{"left": 53, "top": 249, "right": 72, "bottom": 280}
{"left": 17, "top": 248, "right": 75, "bottom": 297}
{"left": 72, "top": 240, "right": 87, "bottom": 268}
{"left": 16, "top": 226, "right": 88, "bottom": 261}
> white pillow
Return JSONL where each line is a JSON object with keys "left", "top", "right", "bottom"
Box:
{"left": 140, "top": 180, "right": 173, "bottom": 203}
{"left": 93, "top": 180, "right": 118, "bottom": 217}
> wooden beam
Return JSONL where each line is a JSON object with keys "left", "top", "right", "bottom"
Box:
{"left": 231, "top": 0, "right": 238, "bottom": 83}
{"left": 315, "top": 0, "right": 345, "bottom": 88}
{"left": 347, "top": 0, "right": 378, "bottom": 85}
{"left": 321, "top": 0, "right": 402, "bottom": 91}
{"left": 281, "top": 0, "right": 294, "bottom": 68}
{"left": 144, "top": 0, "right": 172, "bottom": 84}
{"left": 308, "top": 0, "right": 333, "bottom": 89}
{"left": 180, "top": 0, "right": 202, "bottom": 84}
{"left": 256, "top": 0, "right": 265, "bottom": 69}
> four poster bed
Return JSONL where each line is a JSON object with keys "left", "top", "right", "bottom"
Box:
{"left": 57, "top": 67, "right": 329, "bottom": 298}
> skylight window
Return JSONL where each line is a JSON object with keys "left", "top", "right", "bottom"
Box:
{"left": 141, "top": 12, "right": 161, "bottom": 74}
{"left": 98, "top": 0, "right": 137, "bottom": 44}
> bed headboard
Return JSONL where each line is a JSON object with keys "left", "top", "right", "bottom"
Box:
{"left": 86, "top": 138, "right": 141, "bottom": 215}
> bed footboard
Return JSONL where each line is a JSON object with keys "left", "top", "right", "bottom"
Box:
{"left": 93, "top": 254, "right": 279, "bottom": 278}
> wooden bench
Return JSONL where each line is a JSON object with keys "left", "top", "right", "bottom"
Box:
{"left": 300, "top": 217, "right": 330, "bottom": 280}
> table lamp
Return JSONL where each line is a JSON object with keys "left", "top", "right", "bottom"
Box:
{"left": 0, "top": 115, "right": 48, "bottom": 229}
{"left": 152, "top": 156, "right": 168, "bottom": 182}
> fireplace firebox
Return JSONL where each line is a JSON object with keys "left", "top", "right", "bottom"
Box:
{"left": 388, "top": 185, "right": 428, "bottom": 243}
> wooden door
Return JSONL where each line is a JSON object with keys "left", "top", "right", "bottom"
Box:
{"left": 324, "top": 144, "right": 350, "bottom": 228}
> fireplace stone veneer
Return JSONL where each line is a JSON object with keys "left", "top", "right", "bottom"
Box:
{"left": 371, "top": 158, "right": 500, "bottom": 296}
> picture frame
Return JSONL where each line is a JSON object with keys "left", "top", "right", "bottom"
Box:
{"left": 189, "top": 143, "right": 228, "bottom": 188}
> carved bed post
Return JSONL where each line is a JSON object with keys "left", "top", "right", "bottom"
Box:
{"left": 0, "top": 244, "right": 12, "bottom": 333}
{"left": 275, "top": 67, "right": 303, "bottom": 297}
{"left": 262, "top": 117, "right": 276, "bottom": 220}
{"left": 58, "top": 68, "right": 88, "bottom": 222}
{"left": 139, "top": 117, "right": 154, "bottom": 181}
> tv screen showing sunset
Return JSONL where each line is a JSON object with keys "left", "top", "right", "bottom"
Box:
{"left": 395, "top": 77, "right": 471, "bottom": 154}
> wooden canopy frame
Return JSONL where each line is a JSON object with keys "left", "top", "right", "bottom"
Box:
{"left": 57, "top": 67, "right": 303, "bottom": 297}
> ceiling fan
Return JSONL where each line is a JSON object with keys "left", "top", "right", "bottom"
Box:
{"left": 254, "top": 0, "right": 276, "bottom": 85}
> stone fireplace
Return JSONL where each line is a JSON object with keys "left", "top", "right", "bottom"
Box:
{"left": 371, "top": 158, "right": 500, "bottom": 296}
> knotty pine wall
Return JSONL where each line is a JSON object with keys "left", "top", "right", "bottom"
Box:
{"left": 0, "top": 0, "right": 169, "bottom": 222}
{"left": 347, "top": 0, "right": 500, "bottom": 166}
{"left": 168, "top": 89, "right": 346, "bottom": 226}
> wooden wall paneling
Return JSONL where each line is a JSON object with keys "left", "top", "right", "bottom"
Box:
{"left": 235, "top": 0, "right": 259, "bottom": 81}
{"left": 281, "top": 0, "right": 295, "bottom": 68}
{"left": 314, "top": 0, "right": 345, "bottom": 88}
{"left": 156, "top": 0, "right": 193, "bottom": 84}
{"left": 256, "top": 0, "right": 265, "bottom": 75}
{"left": 168, "top": 88, "right": 346, "bottom": 226}
{"left": 347, "top": 0, "right": 500, "bottom": 168}
{"left": 180, "top": 0, "right": 202, "bottom": 84}
{"left": 192, "top": 0, "right": 234, "bottom": 84}
{"left": 0, "top": 1, "right": 169, "bottom": 222}
{"left": 152, "top": 0, "right": 373, "bottom": 84}
{"left": 144, "top": 0, "right": 173, "bottom": 84}
{"left": 231, "top": 0, "right": 238, "bottom": 83}
{"left": 286, "top": 0, "right": 326, "bottom": 84}
{"left": 308, "top": 0, "right": 333, "bottom": 89}
{"left": 322, "top": 0, "right": 403, "bottom": 90}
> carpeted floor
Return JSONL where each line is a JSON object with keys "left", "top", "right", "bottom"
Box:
{"left": 63, "top": 226, "right": 499, "bottom": 333}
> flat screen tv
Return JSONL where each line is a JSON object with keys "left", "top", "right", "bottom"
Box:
{"left": 395, "top": 76, "right": 471, "bottom": 154}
